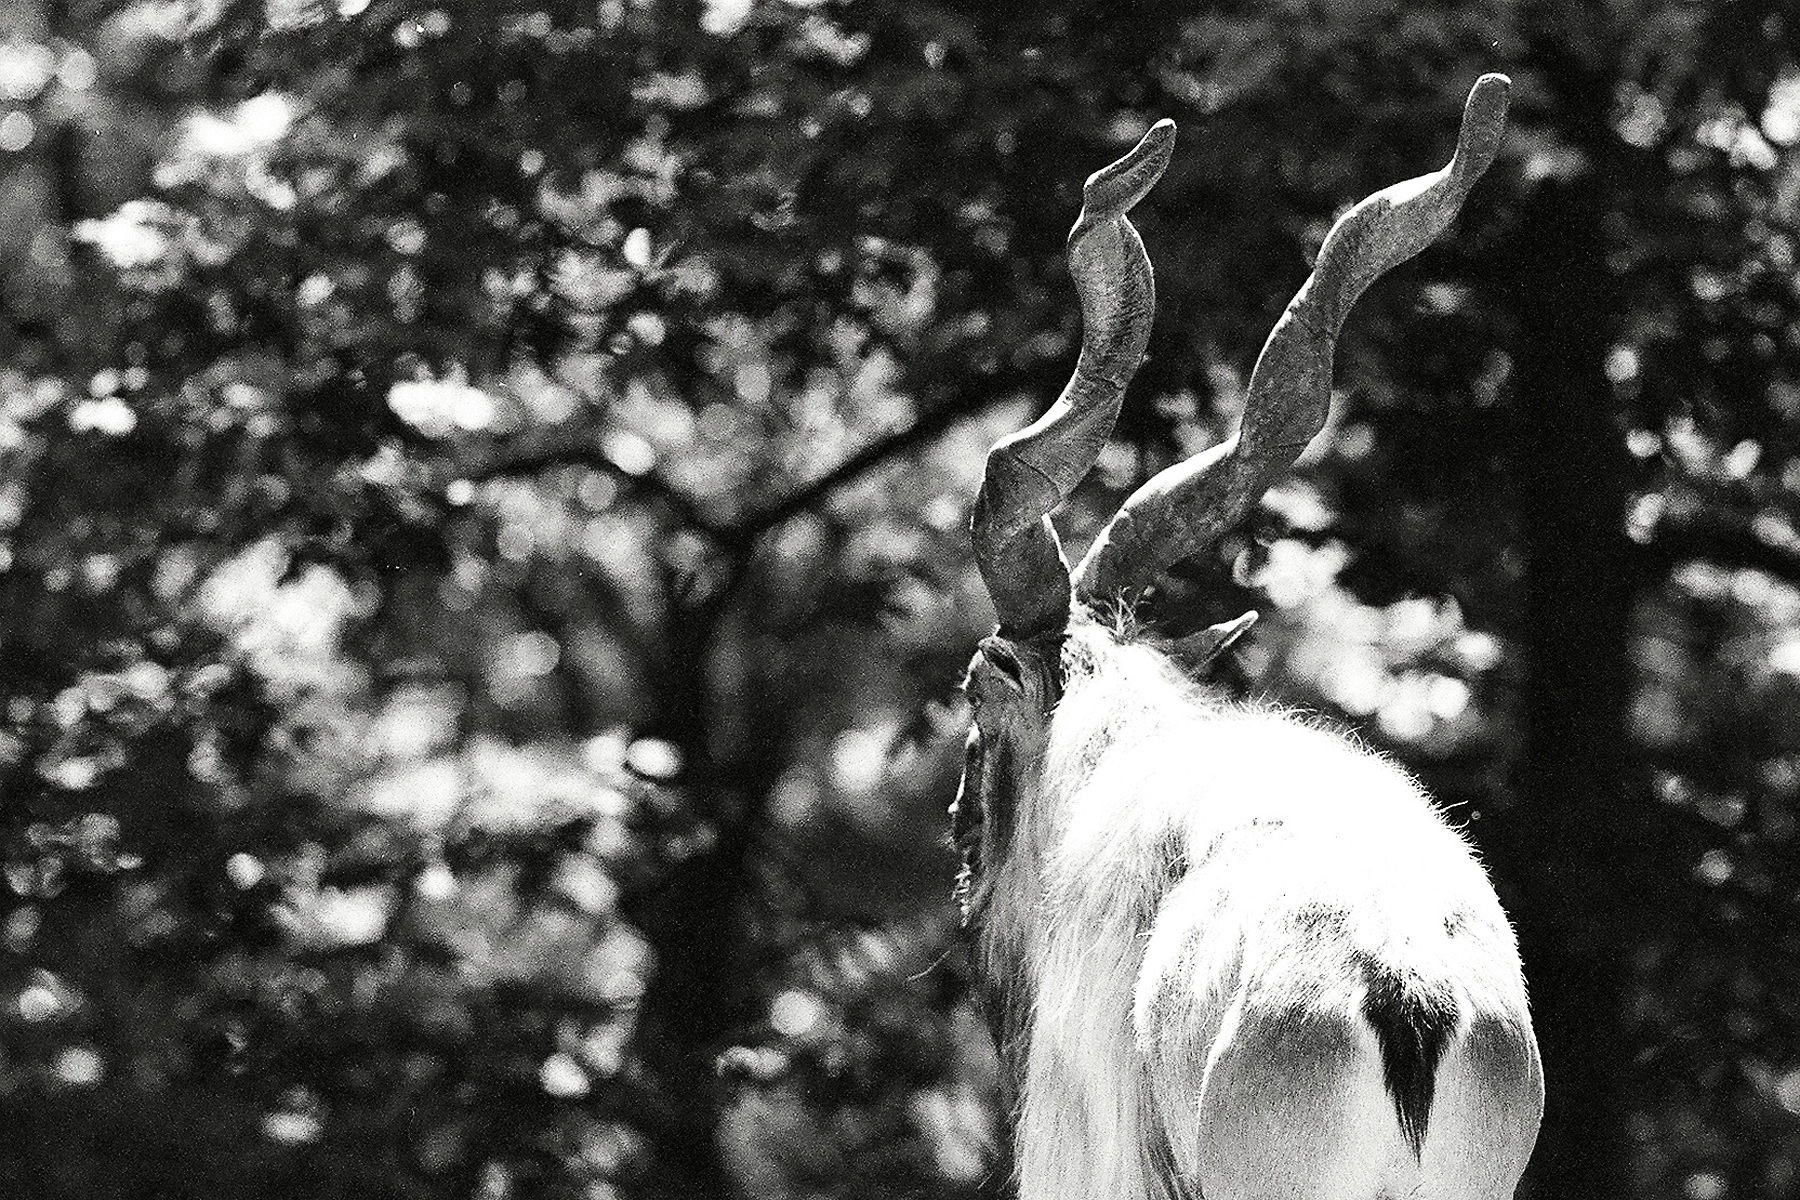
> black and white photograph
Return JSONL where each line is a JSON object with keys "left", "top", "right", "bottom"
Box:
{"left": 0, "top": 3, "right": 1793, "bottom": 1198}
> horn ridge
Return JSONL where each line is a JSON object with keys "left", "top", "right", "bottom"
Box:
{"left": 971, "top": 120, "right": 1176, "bottom": 635}
{"left": 1072, "top": 74, "right": 1511, "bottom": 608}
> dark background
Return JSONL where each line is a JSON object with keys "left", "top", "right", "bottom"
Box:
{"left": 1, "top": 1, "right": 1797, "bottom": 1197}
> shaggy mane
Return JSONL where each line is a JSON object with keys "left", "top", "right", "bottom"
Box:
{"left": 1051, "top": 610, "right": 1249, "bottom": 791}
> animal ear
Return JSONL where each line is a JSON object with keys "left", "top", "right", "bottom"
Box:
{"left": 1169, "top": 610, "right": 1258, "bottom": 672}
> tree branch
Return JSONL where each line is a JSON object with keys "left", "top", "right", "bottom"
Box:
{"left": 1636, "top": 506, "right": 1800, "bottom": 587}
{"left": 720, "top": 396, "right": 1001, "bottom": 549}
{"left": 462, "top": 392, "right": 1005, "bottom": 553}
{"left": 461, "top": 430, "right": 724, "bottom": 538}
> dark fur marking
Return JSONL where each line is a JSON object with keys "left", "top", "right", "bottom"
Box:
{"left": 1140, "top": 829, "right": 1187, "bottom": 923}
{"left": 1291, "top": 902, "right": 1351, "bottom": 939}
{"left": 1358, "top": 955, "right": 1458, "bottom": 1157}
{"left": 1140, "top": 1114, "right": 1193, "bottom": 1200}
{"left": 1156, "top": 829, "right": 1188, "bottom": 888}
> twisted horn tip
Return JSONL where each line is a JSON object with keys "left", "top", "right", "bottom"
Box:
{"left": 1074, "top": 119, "right": 1177, "bottom": 235}
{"left": 1454, "top": 74, "right": 1512, "bottom": 179}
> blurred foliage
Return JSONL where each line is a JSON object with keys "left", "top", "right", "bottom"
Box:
{"left": 1, "top": 0, "right": 1799, "bottom": 1197}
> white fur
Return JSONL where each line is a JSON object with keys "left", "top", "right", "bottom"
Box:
{"left": 977, "top": 620, "right": 1542, "bottom": 1200}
